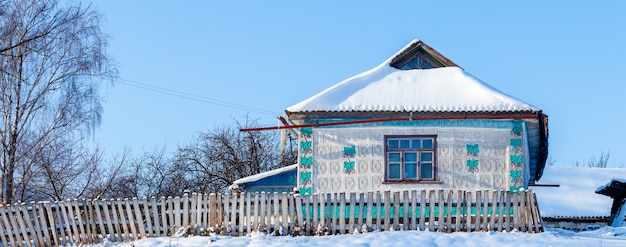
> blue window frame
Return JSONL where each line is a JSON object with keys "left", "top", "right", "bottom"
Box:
{"left": 385, "top": 135, "right": 436, "bottom": 182}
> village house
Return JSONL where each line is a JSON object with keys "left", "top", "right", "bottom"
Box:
{"left": 232, "top": 40, "right": 549, "bottom": 196}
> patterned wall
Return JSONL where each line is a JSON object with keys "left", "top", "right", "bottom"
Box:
{"left": 309, "top": 126, "right": 517, "bottom": 194}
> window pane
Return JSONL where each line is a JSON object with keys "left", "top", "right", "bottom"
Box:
{"left": 400, "top": 139, "right": 410, "bottom": 149}
{"left": 404, "top": 152, "right": 417, "bottom": 162}
{"left": 421, "top": 152, "right": 433, "bottom": 162}
{"left": 404, "top": 163, "right": 417, "bottom": 179}
{"left": 388, "top": 163, "right": 401, "bottom": 179}
{"left": 388, "top": 139, "right": 399, "bottom": 150}
{"left": 412, "top": 139, "right": 421, "bottom": 149}
{"left": 388, "top": 152, "right": 401, "bottom": 162}
{"left": 423, "top": 138, "right": 433, "bottom": 149}
{"left": 420, "top": 163, "right": 433, "bottom": 179}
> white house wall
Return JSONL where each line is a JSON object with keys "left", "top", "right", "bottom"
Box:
{"left": 298, "top": 125, "right": 524, "bottom": 194}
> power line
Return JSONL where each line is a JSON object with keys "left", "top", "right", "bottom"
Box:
{"left": 117, "top": 78, "right": 281, "bottom": 116}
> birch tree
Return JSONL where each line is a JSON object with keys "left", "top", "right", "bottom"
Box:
{"left": 0, "top": 0, "right": 116, "bottom": 203}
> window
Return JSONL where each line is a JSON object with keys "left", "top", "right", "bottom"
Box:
{"left": 385, "top": 135, "right": 436, "bottom": 182}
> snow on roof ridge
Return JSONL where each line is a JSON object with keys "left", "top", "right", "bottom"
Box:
{"left": 286, "top": 40, "right": 540, "bottom": 114}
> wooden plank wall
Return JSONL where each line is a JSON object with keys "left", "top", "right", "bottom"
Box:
{"left": 0, "top": 189, "right": 543, "bottom": 246}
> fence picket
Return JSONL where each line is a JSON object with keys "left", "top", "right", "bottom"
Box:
{"left": 320, "top": 192, "right": 327, "bottom": 229}
{"left": 437, "top": 190, "right": 444, "bottom": 232}
{"left": 208, "top": 193, "right": 216, "bottom": 229}
{"left": 303, "top": 193, "right": 310, "bottom": 234}
{"left": 143, "top": 197, "right": 153, "bottom": 237}
{"left": 428, "top": 190, "right": 435, "bottom": 232}
{"left": 465, "top": 191, "right": 471, "bottom": 233}
{"left": 294, "top": 194, "right": 303, "bottom": 234}
{"left": 445, "top": 190, "right": 453, "bottom": 233}
{"left": 349, "top": 193, "right": 356, "bottom": 233}
{"left": 229, "top": 193, "right": 238, "bottom": 235}
{"left": 418, "top": 190, "right": 426, "bottom": 231}
{"left": 160, "top": 197, "right": 169, "bottom": 236}
{"left": 312, "top": 193, "right": 319, "bottom": 231}
{"left": 383, "top": 191, "right": 391, "bottom": 231}
{"left": 0, "top": 206, "right": 8, "bottom": 247}
{"left": 246, "top": 193, "right": 253, "bottom": 232}
{"left": 402, "top": 191, "right": 409, "bottom": 231}
{"left": 363, "top": 192, "right": 371, "bottom": 231}
{"left": 393, "top": 191, "right": 400, "bottom": 231}
{"left": 282, "top": 192, "right": 289, "bottom": 231}
{"left": 60, "top": 200, "right": 75, "bottom": 244}
{"left": 239, "top": 193, "right": 246, "bottom": 235}
{"left": 339, "top": 193, "right": 346, "bottom": 234}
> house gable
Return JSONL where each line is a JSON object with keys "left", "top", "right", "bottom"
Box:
{"left": 389, "top": 40, "right": 458, "bottom": 70}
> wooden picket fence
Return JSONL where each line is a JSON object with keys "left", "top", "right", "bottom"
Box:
{"left": 0, "top": 189, "right": 543, "bottom": 246}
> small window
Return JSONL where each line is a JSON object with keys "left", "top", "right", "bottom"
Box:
{"left": 384, "top": 135, "right": 437, "bottom": 182}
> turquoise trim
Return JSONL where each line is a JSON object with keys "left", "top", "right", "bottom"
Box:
{"left": 300, "top": 141, "right": 312, "bottom": 153}
{"left": 300, "top": 157, "right": 312, "bottom": 166}
{"left": 466, "top": 144, "right": 479, "bottom": 155}
{"left": 343, "top": 146, "right": 356, "bottom": 156}
{"left": 299, "top": 205, "right": 515, "bottom": 219}
{"left": 303, "top": 119, "right": 520, "bottom": 129}
{"left": 510, "top": 155, "right": 523, "bottom": 164}
{"left": 466, "top": 160, "right": 479, "bottom": 168}
{"left": 510, "top": 139, "right": 522, "bottom": 147}
{"left": 300, "top": 127, "right": 313, "bottom": 135}
{"left": 344, "top": 161, "right": 355, "bottom": 170}
{"left": 509, "top": 170, "right": 522, "bottom": 178}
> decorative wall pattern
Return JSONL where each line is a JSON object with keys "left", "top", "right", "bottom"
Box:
{"left": 509, "top": 121, "right": 524, "bottom": 192}
{"left": 312, "top": 124, "right": 514, "bottom": 194}
{"left": 298, "top": 127, "right": 313, "bottom": 195}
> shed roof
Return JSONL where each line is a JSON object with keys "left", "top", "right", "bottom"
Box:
{"left": 286, "top": 40, "right": 540, "bottom": 115}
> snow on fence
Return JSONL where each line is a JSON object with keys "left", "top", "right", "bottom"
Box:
{"left": 0, "top": 189, "right": 543, "bottom": 246}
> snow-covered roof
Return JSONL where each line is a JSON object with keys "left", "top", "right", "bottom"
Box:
{"left": 534, "top": 166, "right": 626, "bottom": 218}
{"left": 228, "top": 164, "right": 298, "bottom": 191}
{"left": 286, "top": 40, "right": 540, "bottom": 114}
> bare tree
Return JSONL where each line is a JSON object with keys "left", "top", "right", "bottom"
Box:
{"left": 171, "top": 119, "right": 297, "bottom": 194}
{"left": 0, "top": 0, "right": 116, "bottom": 203}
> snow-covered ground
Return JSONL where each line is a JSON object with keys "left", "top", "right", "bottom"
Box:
{"left": 94, "top": 227, "right": 626, "bottom": 247}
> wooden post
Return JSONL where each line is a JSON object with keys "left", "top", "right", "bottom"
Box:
{"left": 489, "top": 191, "right": 498, "bottom": 231}
{"left": 239, "top": 193, "right": 246, "bottom": 235}
{"left": 295, "top": 193, "right": 304, "bottom": 234}
{"left": 445, "top": 190, "right": 453, "bottom": 233}
{"left": 358, "top": 192, "right": 365, "bottom": 228}
{"left": 43, "top": 202, "right": 58, "bottom": 246}
{"left": 428, "top": 190, "right": 435, "bottom": 232}
{"left": 339, "top": 192, "right": 346, "bottom": 234}
{"left": 258, "top": 192, "right": 266, "bottom": 230}
{"left": 161, "top": 197, "right": 169, "bottom": 236}
{"left": 438, "top": 190, "right": 444, "bottom": 232}
{"left": 282, "top": 192, "right": 290, "bottom": 231}
{"left": 349, "top": 192, "right": 356, "bottom": 233}
{"left": 15, "top": 204, "right": 31, "bottom": 247}
{"left": 304, "top": 193, "right": 311, "bottom": 234}
{"left": 167, "top": 196, "right": 175, "bottom": 235}
{"left": 4, "top": 204, "right": 19, "bottom": 245}
{"left": 504, "top": 192, "right": 511, "bottom": 232}
{"left": 519, "top": 190, "right": 527, "bottom": 232}
{"left": 312, "top": 193, "right": 319, "bottom": 231}
{"left": 465, "top": 191, "right": 472, "bottom": 233}
{"left": 330, "top": 193, "right": 336, "bottom": 235}
{"left": 230, "top": 193, "right": 238, "bottom": 236}
{"left": 497, "top": 191, "right": 505, "bottom": 232}
{"left": 411, "top": 190, "right": 418, "bottom": 231}
{"left": 196, "top": 193, "right": 204, "bottom": 229}
{"left": 182, "top": 194, "right": 189, "bottom": 227}
{"left": 150, "top": 197, "right": 160, "bottom": 237}
{"left": 252, "top": 192, "right": 259, "bottom": 229}
{"left": 208, "top": 194, "right": 217, "bottom": 230}
{"left": 124, "top": 199, "right": 138, "bottom": 241}
{"left": 419, "top": 190, "right": 426, "bottom": 231}
{"left": 366, "top": 191, "right": 373, "bottom": 231}
{"left": 402, "top": 191, "right": 409, "bottom": 231}
{"left": 27, "top": 202, "right": 44, "bottom": 246}
{"left": 383, "top": 191, "right": 391, "bottom": 231}
{"left": 393, "top": 191, "right": 400, "bottom": 231}
{"left": 454, "top": 190, "right": 462, "bottom": 232}
{"left": 103, "top": 199, "right": 118, "bottom": 242}
{"left": 137, "top": 198, "right": 149, "bottom": 238}
{"left": 246, "top": 193, "right": 252, "bottom": 232}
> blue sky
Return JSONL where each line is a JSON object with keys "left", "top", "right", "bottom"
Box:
{"left": 85, "top": 1, "right": 626, "bottom": 167}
